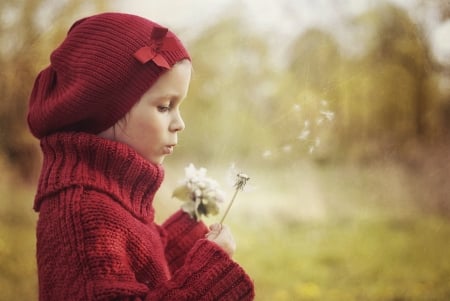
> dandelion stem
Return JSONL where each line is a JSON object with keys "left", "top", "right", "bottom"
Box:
{"left": 219, "top": 188, "right": 240, "bottom": 225}
{"left": 219, "top": 173, "right": 249, "bottom": 225}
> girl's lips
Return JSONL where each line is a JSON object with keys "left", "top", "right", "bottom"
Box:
{"left": 164, "top": 145, "right": 175, "bottom": 154}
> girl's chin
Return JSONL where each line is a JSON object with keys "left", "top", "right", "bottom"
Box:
{"left": 139, "top": 153, "right": 165, "bottom": 165}
{"left": 148, "top": 155, "right": 166, "bottom": 165}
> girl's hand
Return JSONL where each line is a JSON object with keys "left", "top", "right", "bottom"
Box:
{"left": 205, "top": 223, "right": 236, "bottom": 257}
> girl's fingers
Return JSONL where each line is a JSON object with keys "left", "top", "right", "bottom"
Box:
{"left": 209, "top": 223, "right": 222, "bottom": 232}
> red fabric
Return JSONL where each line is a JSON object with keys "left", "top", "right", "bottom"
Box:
{"left": 27, "top": 13, "right": 190, "bottom": 139}
{"left": 33, "top": 132, "right": 255, "bottom": 300}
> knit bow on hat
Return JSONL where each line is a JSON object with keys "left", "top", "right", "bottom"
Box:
{"left": 133, "top": 26, "right": 179, "bottom": 69}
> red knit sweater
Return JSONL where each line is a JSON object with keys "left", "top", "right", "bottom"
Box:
{"left": 33, "top": 132, "right": 255, "bottom": 300}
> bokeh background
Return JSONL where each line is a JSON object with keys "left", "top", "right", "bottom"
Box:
{"left": 1, "top": 0, "right": 450, "bottom": 300}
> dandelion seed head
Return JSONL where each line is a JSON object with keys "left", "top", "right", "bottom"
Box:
{"left": 235, "top": 173, "right": 250, "bottom": 191}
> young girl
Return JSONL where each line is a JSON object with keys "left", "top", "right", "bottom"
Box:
{"left": 27, "top": 12, "right": 255, "bottom": 300}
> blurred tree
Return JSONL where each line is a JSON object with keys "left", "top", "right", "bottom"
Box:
{"left": 179, "top": 17, "right": 277, "bottom": 164}
{"left": 0, "top": 0, "right": 107, "bottom": 181}
{"left": 421, "top": 0, "right": 450, "bottom": 139}
{"left": 289, "top": 28, "right": 342, "bottom": 94}
{"left": 352, "top": 3, "right": 434, "bottom": 141}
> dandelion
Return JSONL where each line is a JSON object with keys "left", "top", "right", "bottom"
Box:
{"left": 219, "top": 172, "right": 250, "bottom": 225}
{"left": 172, "top": 164, "right": 225, "bottom": 221}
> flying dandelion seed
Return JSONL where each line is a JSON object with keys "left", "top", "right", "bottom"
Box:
{"left": 282, "top": 145, "right": 292, "bottom": 153}
{"left": 267, "top": 96, "right": 336, "bottom": 158}
{"left": 320, "top": 110, "right": 335, "bottom": 121}
{"left": 293, "top": 104, "right": 301, "bottom": 112}
{"left": 298, "top": 129, "right": 310, "bottom": 140}
{"left": 262, "top": 150, "right": 272, "bottom": 159}
{"left": 315, "top": 138, "right": 321, "bottom": 147}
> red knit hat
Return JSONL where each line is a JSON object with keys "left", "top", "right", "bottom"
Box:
{"left": 28, "top": 12, "right": 190, "bottom": 139}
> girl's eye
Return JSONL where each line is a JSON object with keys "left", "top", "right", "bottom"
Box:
{"left": 157, "top": 105, "right": 171, "bottom": 113}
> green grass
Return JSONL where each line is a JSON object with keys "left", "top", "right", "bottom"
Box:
{"left": 232, "top": 215, "right": 450, "bottom": 301}
{"left": 224, "top": 161, "right": 450, "bottom": 301}
{"left": 2, "top": 160, "right": 450, "bottom": 300}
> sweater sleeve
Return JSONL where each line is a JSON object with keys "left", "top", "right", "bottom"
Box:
{"left": 155, "top": 211, "right": 255, "bottom": 300}
{"left": 145, "top": 239, "right": 255, "bottom": 301}
{"left": 161, "top": 210, "right": 209, "bottom": 272}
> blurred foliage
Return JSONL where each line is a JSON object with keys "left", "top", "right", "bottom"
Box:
{"left": 0, "top": 157, "right": 36, "bottom": 300}
{"left": 181, "top": 17, "right": 279, "bottom": 165}
{"left": 352, "top": 4, "right": 432, "bottom": 139}
{"left": 0, "top": 0, "right": 108, "bottom": 181}
{"left": 2, "top": 0, "right": 450, "bottom": 300}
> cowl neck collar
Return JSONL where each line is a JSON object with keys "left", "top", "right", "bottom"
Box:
{"left": 34, "top": 132, "right": 164, "bottom": 221}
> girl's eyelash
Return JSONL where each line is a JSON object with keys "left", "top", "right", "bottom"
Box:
{"left": 157, "top": 105, "right": 170, "bottom": 112}
{"left": 157, "top": 98, "right": 180, "bottom": 112}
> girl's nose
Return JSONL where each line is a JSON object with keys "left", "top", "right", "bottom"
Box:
{"left": 170, "top": 111, "right": 185, "bottom": 132}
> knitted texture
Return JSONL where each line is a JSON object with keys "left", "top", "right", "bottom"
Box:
{"left": 34, "top": 132, "right": 255, "bottom": 300}
{"left": 28, "top": 12, "right": 190, "bottom": 139}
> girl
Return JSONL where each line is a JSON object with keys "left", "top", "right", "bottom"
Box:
{"left": 27, "top": 12, "right": 254, "bottom": 300}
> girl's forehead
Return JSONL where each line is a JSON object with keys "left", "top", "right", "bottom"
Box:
{"left": 139, "top": 60, "right": 192, "bottom": 102}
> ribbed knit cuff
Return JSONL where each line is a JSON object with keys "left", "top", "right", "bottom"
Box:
{"left": 172, "top": 239, "right": 255, "bottom": 300}
{"left": 162, "top": 210, "right": 208, "bottom": 272}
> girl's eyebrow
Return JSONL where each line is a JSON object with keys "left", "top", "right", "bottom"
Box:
{"left": 160, "top": 93, "right": 180, "bottom": 100}
{"left": 152, "top": 94, "right": 174, "bottom": 102}
{"left": 167, "top": 93, "right": 186, "bottom": 103}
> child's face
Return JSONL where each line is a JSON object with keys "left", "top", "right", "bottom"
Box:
{"left": 100, "top": 59, "right": 192, "bottom": 164}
